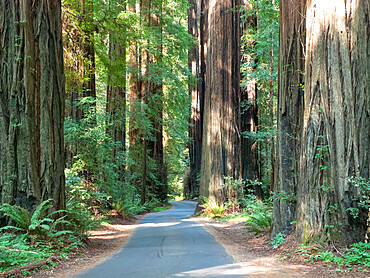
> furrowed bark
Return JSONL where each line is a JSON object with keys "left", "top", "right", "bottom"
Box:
{"left": 200, "top": 0, "right": 241, "bottom": 203}
{"left": 272, "top": 0, "right": 306, "bottom": 237}
{"left": 297, "top": 0, "right": 369, "bottom": 245}
{"left": 0, "top": 0, "right": 65, "bottom": 213}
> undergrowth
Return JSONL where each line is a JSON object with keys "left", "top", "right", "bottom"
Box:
{"left": 201, "top": 198, "right": 229, "bottom": 218}
{"left": 198, "top": 178, "right": 272, "bottom": 234}
{"left": 291, "top": 242, "right": 370, "bottom": 272}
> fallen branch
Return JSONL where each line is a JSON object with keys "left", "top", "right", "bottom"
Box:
{"left": 0, "top": 255, "right": 58, "bottom": 278}
{"left": 0, "top": 246, "right": 40, "bottom": 255}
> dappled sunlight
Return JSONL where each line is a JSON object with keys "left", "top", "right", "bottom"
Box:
{"left": 235, "top": 259, "right": 311, "bottom": 278}
{"left": 88, "top": 224, "right": 136, "bottom": 240}
{"left": 173, "top": 258, "right": 311, "bottom": 278}
{"left": 138, "top": 222, "right": 181, "bottom": 228}
{"left": 174, "top": 263, "right": 246, "bottom": 277}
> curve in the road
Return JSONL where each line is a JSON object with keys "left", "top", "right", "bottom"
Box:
{"left": 72, "top": 201, "right": 246, "bottom": 278}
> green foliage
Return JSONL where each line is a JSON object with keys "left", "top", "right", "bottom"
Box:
{"left": 271, "top": 232, "right": 286, "bottom": 249}
{"left": 0, "top": 200, "right": 71, "bottom": 239}
{"left": 295, "top": 242, "right": 370, "bottom": 271}
{"left": 272, "top": 190, "right": 296, "bottom": 205}
{"left": 63, "top": 0, "right": 192, "bottom": 206}
{"left": 112, "top": 197, "right": 147, "bottom": 217}
{"left": 153, "top": 205, "right": 171, "bottom": 212}
{"left": 241, "top": 0, "right": 279, "bottom": 195}
{"left": 0, "top": 200, "right": 82, "bottom": 273}
{"left": 245, "top": 201, "right": 272, "bottom": 234}
{"left": 65, "top": 170, "right": 102, "bottom": 237}
{"left": 0, "top": 233, "right": 82, "bottom": 273}
{"left": 347, "top": 176, "right": 370, "bottom": 218}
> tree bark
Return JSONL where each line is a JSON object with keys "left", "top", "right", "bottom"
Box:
{"left": 200, "top": 0, "right": 241, "bottom": 203}
{"left": 62, "top": 1, "right": 84, "bottom": 167}
{"left": 106, "top": 0, "right": 127, "bottom": 165}
{"left": 0, "top": 0, "right": 65, "bottom": 213}
{"left": 297, "top": 0, "right": 369, "bottom": 245}
{"left": 187, "top": 0, "right": 202, "bottom": 199}
{"left": 272, "top": 0, "right": 306, "bottom": 237}
{"left": 147, "top": 2, "right": 167, "bottom": 202}
{"left": 240, "top": 4, "right": 261, "bottom": 199}
{"left": 82, "top": 0, "right": 96, "bottom": 100}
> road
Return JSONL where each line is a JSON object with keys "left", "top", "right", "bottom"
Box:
{"left": 72, "top": 201, "right": 246, "bottom": 278}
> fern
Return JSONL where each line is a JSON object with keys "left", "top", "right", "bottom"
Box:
{"left": 0, "top": 204, "right": 31, "bottom": 231}
{"left": 202, "top": 198, "right": 228, "bottom": 218}
{"left": 0, "top": 199, "right": 72, "bottom": 239}
{"left": 245, "top": 201, "right": 272, "bottom": 234}
{"left": 30, "top": 199, "right": 53, "bottom": 225}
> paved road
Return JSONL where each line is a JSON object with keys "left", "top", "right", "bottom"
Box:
{"left": 72, "top": 201, "right": 245, "bottom": 278}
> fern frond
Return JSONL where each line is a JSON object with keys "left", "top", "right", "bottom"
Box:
{"left": 30, "top": 199, "right": 53, "bottom": 224}
{"left": 0, "top": 226, "right": 25, "bottom": 232}
{"left": 0, "top": 204, "right": 31, "bottom": 229}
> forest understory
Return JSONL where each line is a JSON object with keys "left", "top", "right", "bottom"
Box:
{"left": 3, "top": 206, "right": 369, "bottom": 278}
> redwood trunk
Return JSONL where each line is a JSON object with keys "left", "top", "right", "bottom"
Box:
{"left": 272, "top": 0, "right": 306, "bottom": 236}
{"left": 187, "top": 0, "right": 202, "bottom": 199}
{"left": 297, "top": 0, "right": 369, "bottom": 244}
{"left": 200, "top": 0, "right": 241, "bottom": 202}
{"left": 82, "top": 0, "right": 96, "bottom": 100}
{"left": 240, "top": 6, "right": 261, "bottom": 199}
{"left": 0, "top": 0, "right": 65, "bottom": 212}
{"left": 106, "top": 0, "right": 127, "bottom": 164}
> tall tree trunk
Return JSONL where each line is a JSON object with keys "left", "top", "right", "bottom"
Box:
{"left": 187, "top": 0, "right": 202, "bottom": 199}
{"left": 297, "top": 0, "right": 369, "bottom": 245}
{"left": 147, "top": 2, "right": 167, "bottom": 202}
{"left": 62, "top": 1, "right": 84, "bottom": 167}
{"left": 82, "top": 0, "right": 96, "bottom": 100}
{"left": 106, "top": 0, "right": 127, "bottom": 166}
{"left": 0, "top": 0, "right": 65, "bottom": 212}
{"left": 272, "top": 0, "right": 306, "bottom": 237}
{"left": 200, "top": 0, "right": 241, "bottom": 203}
{"left": 137, "top": 0, "right": 150, "bottom": 203}
{"left": 128, "top": 2, "right": 141, "bottom": 189}
{"left": 240, "top": 3, "right": 261, "bottom": 199}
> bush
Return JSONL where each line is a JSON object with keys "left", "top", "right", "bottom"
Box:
{"left": 112, "top": 196, "right": 147, "bottom": 217}
{"left": 65, "top": 169, "right": 102, "bottom": 236}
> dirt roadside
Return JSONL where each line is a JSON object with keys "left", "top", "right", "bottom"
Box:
{"left": 6, "top": 210, "right": 367, "bottom": 278}
{"left": 196, "top": 218, "right": 369, "bottom": 278}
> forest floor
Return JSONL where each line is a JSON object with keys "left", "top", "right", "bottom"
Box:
{"left": 198, "top": 218, "right": 370, "bottom": 278}
{"left": 7, "top": 206, "right": 369, "bottom": 278}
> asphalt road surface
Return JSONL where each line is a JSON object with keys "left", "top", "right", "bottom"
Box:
{"left": 72, "top": 201, "right": 246, "bottom": 278}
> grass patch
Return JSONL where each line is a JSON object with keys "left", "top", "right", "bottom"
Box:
{"left": 153, "top": 206, "right": 171, "bottom": 212}
{"left": 220, "top": 213, "right": 251, "bottom": 223}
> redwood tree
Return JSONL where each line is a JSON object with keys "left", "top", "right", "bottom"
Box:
{"left": 240, "top": 2, "right": 261, "bottom": 199}
{"left": 106, "top": 0, "right": 127, "bottom": 163}
{"left": 0, "top": 0, "right": 65, "bottom": 212}
{"left": 200, "top": 0, "right": 241, "bottom": 202}
{"left": 297, "top": 0, "right": 369, "bottom": 244}
{"left": 187, "top": 0, "right": 202, "bottom": 199}
{"left": 272, "top": 0, "right": 306, "bottom": 236}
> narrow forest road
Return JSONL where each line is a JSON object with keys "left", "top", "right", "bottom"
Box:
{"left": 71, "top": 201, "right": 246, "bottom": 278}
